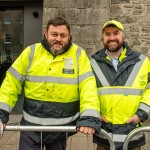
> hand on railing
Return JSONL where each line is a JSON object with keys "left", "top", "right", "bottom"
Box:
{"left": 77, "top": 126, "right": 95, "bottom": 134}
{"left": 0, "top": 119, "right": 5, "bottom": 139}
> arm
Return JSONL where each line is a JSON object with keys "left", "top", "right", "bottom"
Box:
{"left": 76, "top": 48, "right": 101, "bottom": 134}
{"left": 0, "top": 109, "right": 9, "bottom": 139}
{"left": 0, "top": 46, "right": 31, "bottom": 138}
{"left": 76, "top": 116, "right": 101, "bottom": 134}
{"left": 127, "top": 57, "right": 150, "bottom": 124}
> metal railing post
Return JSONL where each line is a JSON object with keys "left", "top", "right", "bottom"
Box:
{"left": 5, "top": 126, "right": 115, "bottom": 150}
{"left": 96, "top": 130, "right": 116, "bottom": 150}
{"left": 123, "top": 126, "right": 150, "bottom": 150}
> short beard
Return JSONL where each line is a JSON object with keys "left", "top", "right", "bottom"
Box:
{"left": 104, "top": 41, "right": 123, "bottom": 53}
{"left": 50, "top": 47, "right": 64, "bottom": 56}
{"left": 50, "top": 42, "right": 70, "bottom": 56}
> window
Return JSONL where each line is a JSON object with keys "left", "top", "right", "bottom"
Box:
{"left": 4, "top": 16, "right": 11, "bottom": 24}
{"left": 4, "top": 32, "right": 12, "bottom": 44}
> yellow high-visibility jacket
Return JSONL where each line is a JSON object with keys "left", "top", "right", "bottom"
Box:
{"left": 0, "top": 42, "right": 100, "bottom": 142}
{"left": 91, "top": 43, "right": 150, "bottom": 149}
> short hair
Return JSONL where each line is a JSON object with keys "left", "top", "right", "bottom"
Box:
{"left": 46, "top": 17, "right": 70, "bottom": 33}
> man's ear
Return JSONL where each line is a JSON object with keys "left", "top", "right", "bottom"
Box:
{"left": 69, "top": 35, "right": 72, "bottom": 41}
{"left": 44, "top": 32, "right": 47, "bottom": 39}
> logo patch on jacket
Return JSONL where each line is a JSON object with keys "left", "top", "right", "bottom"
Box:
{"left": 63, "top": 58, "right": 74, "bottom": 74}
{"left": 63, "top": 68, "right": 74, "bottom": 74}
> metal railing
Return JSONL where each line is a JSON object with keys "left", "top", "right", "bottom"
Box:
{"left": 5, "top": 126, "right": 115, "bottom": 150}
{"left": 123, "top": 126, "right": 150, "bottom": 150}
{"left": 4, "top": 125, "right": 150, "bottom": 150}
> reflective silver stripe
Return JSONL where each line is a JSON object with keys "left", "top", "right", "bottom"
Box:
{"left": 139, "top": 103, "right": 150, "bottom": 114}
{"left": 79, "top": 71, "right": 94, "bottom": 82}
{"left": 99, "top": 132, "right": 144, "bottom": 142}
{"left": 90, "top": 58, "right": 110, "bottom": 86}
{"left": 81, "top": 109, "right": 100, "bottom": 118}
{"left": 145, "top": 83, "right": 150, "bottom": 90}
{"left": 76, "top": 46, "right": 82, "bottom": 84}
{"left": 98, "top": 88, "right": 143, "bottom": 95}
{"left": 8, "top": 45, "right": 36, "bottom": 82}
{"left": 91, "top": 54, "right": 146, "bottom": 87}
{"left": 8, "top": 67, "right": 25, "bottom": 83}
{"left": 23, "top": 111, "right": 80, "bottom": 125}
{"left": 125, "top": 54, "right": 146, "bottom": 86}
{"left": 26, "top": 76, "right": 78, "bottom": 84}
{"left": 26, "top": 44, "right": 36, "bottom": 77}
{"left": 24, "top": 45, "right": 85, "bottom": 84}
{"left": 0, "top": 102, "right": 12, "bottom": 113}
{"left": 25, "top": 72, "right": 94, "bottom": 84}
{"left": 76, "top": 46, "right": 82, "bottom": 70}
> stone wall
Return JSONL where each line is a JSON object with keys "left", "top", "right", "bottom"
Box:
{"left": 111, "top": 0, "right": 150, "bottom": 57}
{"left": 43, "top": 0, "right": 150, "bottom": 57}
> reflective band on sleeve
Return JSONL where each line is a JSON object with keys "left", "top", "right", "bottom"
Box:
{"left": 98, "top": 132, "right": 144, "bottom": 142}
{"left": 98, "top": 88, "right": 143, "bottom": 96}
{"left": 90, "top": 58, "right": 110, "bottom": 86}
{"left": 145, "top": 83, "right": 150, "bottom": 90}
{"left": 139, "top": 103, "right": 150, "bottom": 114}
{"left": 81, "top": 109, "right": 100, "bottom": 118}
{"left": 0, "top": 102, "right": 12, "bottom": 113}
{"left": 79, "top": 71, "right": 94, "bottom": 82}
{"left": 23, "top": 111, "right": 80, "bottom": 125}
{"left": 8, "top": 67, "right": 25, "bottom": 83}
{"left": 125, "top": 54, "right": 146, "bottom": 86}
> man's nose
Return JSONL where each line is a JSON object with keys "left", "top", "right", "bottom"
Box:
{"left": 109, "top": 34, "right": 115, "bottom": 40}
{"left": 56, "top": 35, "right": 62, "bottom": 41}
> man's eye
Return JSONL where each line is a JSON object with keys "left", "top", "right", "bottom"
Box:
{"left": 105, "top": 33, "right": 111, "bottom": 36}
{"left": 51, "top": 33, "right": 57, "bottom": 37}
{"left": 114, "top": 32, "right": 119, "bottom": 36}
{"left": 60, "top": 34, "right": 67, "bottom": 38}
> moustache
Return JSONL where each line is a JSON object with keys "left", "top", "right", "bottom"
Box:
{"left": 53, "top": 42, "right": 63, "bottom": 45}
{"left": 107, "top": 40, "right": 118, "bottom": 43}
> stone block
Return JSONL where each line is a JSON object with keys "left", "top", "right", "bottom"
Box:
{"left": 80, "top": 25, "right": 94, "bottom": 43}
{"left": 111, "top": 0, "right": 130, "bottom": 4}
{"left": 44, "top": 0, "right": 65, "bottom": 8}
{"left": 43, "top": 8, "right": 59, "bottom": 24}
{"left": 92, "top": 9, "right": 110, "bottom": 24}
{"left": 71, "top": 25, "right": 82, "bottom": 43}
{"left": 138, "top": 15, "right": 150, "bottom": 23}
{"left": 91, "top": 0, "right": 110, "bottom": 9}
{"left": 110, "top": 5, "right": 123, "bottom": 14}
{"left": 79, "top": 8, "right": 93, "bottom": 25}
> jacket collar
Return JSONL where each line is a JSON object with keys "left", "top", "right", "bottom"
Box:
{"left": 92, "top": 42, "right": 140, "bottom": 63}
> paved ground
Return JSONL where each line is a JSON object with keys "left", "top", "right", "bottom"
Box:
{"left": 0, "top": 114, "right": 150, "bottom": 150}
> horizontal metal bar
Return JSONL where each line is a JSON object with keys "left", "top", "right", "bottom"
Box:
{"left": 5, "top": 126, "right": 115, "bottom": 150}
{"left": 123, "top": 126, "right": 150, "bottom": 150}
{"left": 5, "top": 126, "right": 77, "bottom": 132}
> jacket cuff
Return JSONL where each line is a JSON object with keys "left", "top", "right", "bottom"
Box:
{"left": 136, "top": 109, "right": 148, "bottom": 122}
{"left": 76, "top": 116, "right": 101, "bottom": 134}
{"left": 0, "top": 109, "right": 9, "bottom": 124}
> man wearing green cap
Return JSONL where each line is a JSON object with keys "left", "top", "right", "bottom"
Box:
{"left": 91, "top": 20, "right": 150, "bottom": 150}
